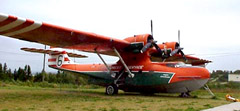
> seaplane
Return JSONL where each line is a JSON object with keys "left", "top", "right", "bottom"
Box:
{"left": 0, "top": 13, "right": 211, "bottom": 96}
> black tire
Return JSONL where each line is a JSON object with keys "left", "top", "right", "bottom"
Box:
{"left": 105, "top": 84, "right": 118, "bottom": 95}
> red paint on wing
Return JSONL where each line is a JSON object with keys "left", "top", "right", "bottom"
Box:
{"left": 0, "top": 19, "right": 34, "bottom": 35}
{"left": 0, "top": 15, "right": 18, "bottom": 26}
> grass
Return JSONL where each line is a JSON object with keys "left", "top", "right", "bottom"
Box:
{"left": 0, "top": 84, "right": 239, "bottom": 111}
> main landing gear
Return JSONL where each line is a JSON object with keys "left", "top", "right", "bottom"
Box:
{"left": 96, "top": 47, "right": 134, "bottom": 95}
{"left": 96, "top": 48, "right": 134, "bottom": 95}
{"left": 105, "top": 69, "right": 124, "bottom": 95}
{"left": 105, "top": 84, "right": 118, "bottom": 95}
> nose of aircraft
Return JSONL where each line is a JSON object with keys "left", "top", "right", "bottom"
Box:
{"left": 198, "top": 67, "right": 210, "bottom": 79}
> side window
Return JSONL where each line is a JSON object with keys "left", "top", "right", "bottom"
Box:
{"left": 166, "top": 63, "right": 176, "bottom": 67}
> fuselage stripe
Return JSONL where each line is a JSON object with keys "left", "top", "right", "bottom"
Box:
{"left": 168, "top": 73, "right": 175, "bottom": 83}
{"left": 48, "top": 58, "right": 56, "bottom": 62}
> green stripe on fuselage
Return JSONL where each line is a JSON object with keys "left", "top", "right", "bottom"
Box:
{"left": 80, "top": 71, "right": 174, "bottom": 86}
{"left": 125, "top": 72, "right": 174, "bottom": 86}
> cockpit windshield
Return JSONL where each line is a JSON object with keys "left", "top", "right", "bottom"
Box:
{"left": 166, "top": 62, "right": 186, "bottom": 68}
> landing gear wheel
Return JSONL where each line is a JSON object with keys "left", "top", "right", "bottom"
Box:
{"left": 105, "top": 84, "right": 118, "bottom": 95}
{"left": 179, "top": 92, "right": 191, "bottom": 97}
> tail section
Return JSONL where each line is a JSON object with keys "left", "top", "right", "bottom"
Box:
{"left": 48, "top": 51, "right": 74, "bottom": 68}
{"left": 21, "top": 47, "right": 87, "bottom": 68}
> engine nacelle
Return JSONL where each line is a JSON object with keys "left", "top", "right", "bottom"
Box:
{"left": 158, "top": 42, "right": 179, "bottom": 51}
{"left": 123, "top": 34, "right": 153, "bottom": 53}
{"left": 149, "top": 42, "right": 180, "bottom": 57}
{"left": 124, "top": 34, "right": 180, "bottom": 55}
{"left": 124, "top": 34, "right": 153, "bottom": 45}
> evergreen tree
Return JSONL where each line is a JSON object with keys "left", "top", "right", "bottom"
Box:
{"left": 1, "top": 63, "right": 9, "bottom": 80}
{"left": 0, "top": 63, "right": 2, "bottom": 74}
{"left": 24, "top": 65, "right": 32, "bottom": 81}
{"left": 3, "top": 63, "right": 7, "bottom": 74}
{"left": 0, "top": 63, "right": 3, "bottom": 80}
{"left": 27, "top": 65, "right": 31, "bottom": 77}
{"left": 234, "top": 70, "right": 240, "bottom": 74}
{"left": 6, "top": 69, "right": 12, "bottom": 80}
{"left": 13, "top": 69, "right": 17, "bottom": 80}
{"left": 17, "top": 67, "right": 26, "bottom": 81}
{"left": 33, "top": 72, "right": 43, "bottom": 82}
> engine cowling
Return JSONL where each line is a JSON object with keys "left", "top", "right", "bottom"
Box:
{"left": 123, "top": 34, "right": 153, "bottom": 53}
{"left": 150, "top": 41, "right": 186, "bottom": 61}
{"left": 124, "top": 34, "right": 179, "bottom": 55}
{"left": 124, "top": 34, "right": 153, "bottom": 45}
{"left": 158, "top": 42, "right": 179, "bottom": 52}
{"left": 123, "top": 34, "right": 186, "bottom": 60}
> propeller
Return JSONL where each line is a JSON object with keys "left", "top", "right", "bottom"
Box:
{"left": 140, "top": 20, "right": 163, "bottom": 57}
{"left": 141, "top": 23, "right": 187, "bottom": 61}
{"left": 151, "top": 20, "right": 153, "bottom": 36}
{"left": 169, "top": 30, "right": 187, "bottom": 61}
{"left": 178, "top": 30, "right": 180, "bottom": 45}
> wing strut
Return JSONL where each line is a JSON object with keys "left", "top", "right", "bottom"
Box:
{"left": 95, "top": 50, "right": 113, "bottom": 75}
{"left": 113, "top": 47, "right": 134, "bottom": 78}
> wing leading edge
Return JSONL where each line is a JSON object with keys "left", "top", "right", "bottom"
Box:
{"left": 0, "top": 13, "right": 130, "bottom": 55}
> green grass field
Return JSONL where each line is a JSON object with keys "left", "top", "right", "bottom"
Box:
{"left": 0, "top": 84, "right": 239, "bottom": 111}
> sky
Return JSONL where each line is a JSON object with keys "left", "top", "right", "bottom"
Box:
{"left": 0, "top": 0, "right": 240, "bottom": 73}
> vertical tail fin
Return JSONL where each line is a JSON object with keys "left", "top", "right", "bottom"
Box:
{"left": 21, "top": 47, "right": 87, "bottom": 68}
{"left": 48, "top": 51, "right": 74, "bottom": 68}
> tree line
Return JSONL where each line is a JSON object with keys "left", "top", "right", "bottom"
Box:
{"left": 1, "top": 62, "right": 240, "bottom": 85}
{"left": 0, "top": 63, "right": 87, "bottom": 85}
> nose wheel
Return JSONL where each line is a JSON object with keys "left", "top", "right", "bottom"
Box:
{"left": 105, "top": 84, "right": 118, "bottom": 95}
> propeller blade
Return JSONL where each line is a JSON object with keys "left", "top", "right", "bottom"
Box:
{"left": 179, "top": 50, "right": 187, "bottom": 61}
{"left": 152, "top": 42, "right": 163, "bottom": 57}
{"left": 170, "top": 48, "right": 180, "bottom": 56}
{"left": 170, "top": 47, "right": 187, "bottom": 61}
{"left": 178, "top": 30, "right": 180, "bottom": 45}
{"left": 151, "top": 20, "right": 153, "bottom": 37}
{"left": 140, "top": 42, "right": 152, "bottom": 53}
{"left": 140, "top": 20, "right": 155, "bottom": 53}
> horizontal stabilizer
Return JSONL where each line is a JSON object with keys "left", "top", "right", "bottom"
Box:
{"left": 21, "top": 47, "right": 87, "bottom": 58}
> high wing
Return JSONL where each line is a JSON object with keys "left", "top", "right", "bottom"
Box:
{"left": 0, "top": 13, "right": 211, "bottom": 65}
{"left": 0, "top": 13, "right": 130, "bottom": 55}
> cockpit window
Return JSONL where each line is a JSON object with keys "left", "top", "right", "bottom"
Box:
{"left": 166, "top": 62, "right": 185, "bottom": 68}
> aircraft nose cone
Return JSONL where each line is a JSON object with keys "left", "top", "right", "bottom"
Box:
{"left": 199, "top": 67, "right": 210, "bottom": 79}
